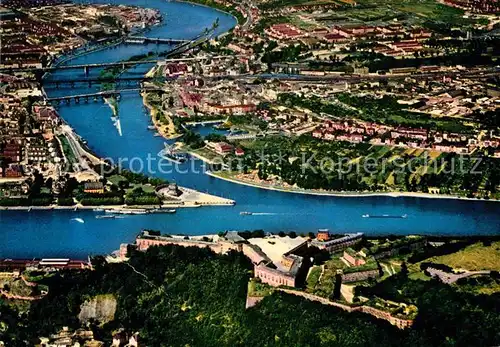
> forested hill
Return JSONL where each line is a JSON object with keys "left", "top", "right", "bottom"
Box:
{"left": 1, "top": 245, "right": 499, "bottom": 346}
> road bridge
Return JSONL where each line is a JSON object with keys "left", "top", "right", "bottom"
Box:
{"left": 46, "top": 86, "right": 164, "bottom": 104}
{"left": 40, "top": 75, "right": 177, "bottom": 88}
{"left": 125, "top": 36, "right": 189, "bottom": 45}
{"left": 47, "top": 90, "right": 121, "bottom": 104}
{"left": 0, "top": 56, "right": 217, "bottom": 74}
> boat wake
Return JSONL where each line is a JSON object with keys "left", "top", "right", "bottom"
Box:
{"left": 111, "top": 117, "right": 123, "bottom": 137}
{"left": 71, "top": 218, "right": 85, "bottom": 224}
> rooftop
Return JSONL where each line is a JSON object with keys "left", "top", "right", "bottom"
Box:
{"left": 248, "top": 235, "right": 306, "bottom": 268}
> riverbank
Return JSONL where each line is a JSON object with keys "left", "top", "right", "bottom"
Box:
{"left": 142, "top": 84, "right": 182, "bottom": 140}
{"left": 176, "top": 0, "right": 242, "bottom": 26}
{"left": 207, "top": 171, "right": 500, "bottom": 203}
{"left": 46, "top": 6, "right": 162, "bottom": 72}
{"left": 104, "top": 96, "right": 119, "bottom": 117}
{"left": 0, "top": 197, "right": 233, "bottom": 211}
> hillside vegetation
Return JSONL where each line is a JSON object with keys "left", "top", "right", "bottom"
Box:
{"left": 1, "top": 245, "right": 500, "bottom": 346}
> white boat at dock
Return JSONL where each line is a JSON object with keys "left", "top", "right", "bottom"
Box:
{"left": 149, "top": 208, "right": 176, "bottom": 214}
{"left": 102, "top": 208, "right": 176, "bottom": 215}
{"left": 105, "top": 209, "right": 148, "bottom": 215}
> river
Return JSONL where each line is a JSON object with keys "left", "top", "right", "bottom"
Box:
{"left": 0, "top": 0, "right": 499, "bottom": 258}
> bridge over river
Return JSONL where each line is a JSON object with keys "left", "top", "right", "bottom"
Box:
{"left": 0, "top": 56, "right": 219, "bottom": 74}
{"left": 124, "top": 36, "right": 189, "bottom": 45}
{"left": 46, "top": 86, "right": 164, "bottom": 103}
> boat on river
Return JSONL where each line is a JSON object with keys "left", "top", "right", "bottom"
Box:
{"left": 362, "top": 214, "right": 407, "bottom": 219}
{"left": 240, "top": 211, "right": 253, "bottom": 215}
{"left": 105, "top": 209, "right": 148, "bottom": 215}
{"left": 96, "top": 215, "right": 117, "bottom": 219}
{"left": 149, "top": 209, "right": 176, "bottom": 214}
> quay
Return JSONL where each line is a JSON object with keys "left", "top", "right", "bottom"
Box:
{"left": 185, "top": 119, "right": 226, "bottom": 126}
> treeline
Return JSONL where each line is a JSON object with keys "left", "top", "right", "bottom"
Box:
{"left": 0, "top": 194, "right": 53, "bottom": 206}
{"left": 183, "top": 130, "right": 205, "bottom": 149}
{"left": 79, "top": 195, "right": 123, "bottom": 206}
{"left": 124, "top": 187, "right": 161, "bottom": 205}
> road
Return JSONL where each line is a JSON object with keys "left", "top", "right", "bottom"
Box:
{"left": 60, "top": 125, "right": 102, "bottom": 170}
{"left": 240, "top": 0, "right": 254, "bottom": 31}
{"left": 427, "top": 267, "right": 491, "bottom": 284}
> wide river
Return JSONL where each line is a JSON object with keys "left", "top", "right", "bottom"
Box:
{"left": 1, "top": 0, "right": 499, "bottom": 258}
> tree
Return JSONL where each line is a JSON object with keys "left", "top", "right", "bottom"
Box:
{"left": 332, "top": 274, "right": 342, "bottom": 300}
{"left": 400, "top": 261, "right": 409, "bottom": 278}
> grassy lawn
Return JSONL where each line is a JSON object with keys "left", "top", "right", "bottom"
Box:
{"left": 424, "top": 242, "right": 500, "bottom": 271}
{"left": 190, "top": 147, "right": 224, "bottom": 162}
{"left": 108, "top": 174, "right": 128, "bottom": 186}
{"left": 469, "top": 281, "right": 500, "bottom": 295}
{"left": 408, "top": 270, "right": 432, "bottom": 281}
{"left": 355, "top": 0, "right": 479, "bottom": 26}
{"left": 306, "top": 266, "right": 322, "bottom": 292}
{"left": 126, "top": 183, "right": 156, "bottom": 194}
{"left": 248, "top": 279, "right": 273, "bottom": 297}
